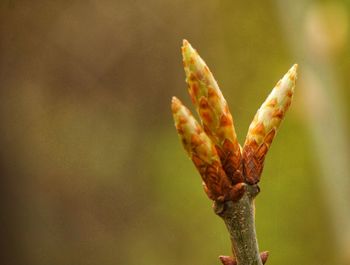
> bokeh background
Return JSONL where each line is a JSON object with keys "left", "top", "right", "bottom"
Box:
{"left": 1, "top": 0, "right": 350, "bottom": 265}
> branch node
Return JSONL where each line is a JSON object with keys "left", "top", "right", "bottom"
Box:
{"left": 213, "top": 200, "right": 225, "bottom": 216}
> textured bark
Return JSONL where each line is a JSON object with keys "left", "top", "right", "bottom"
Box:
{"left": 215, "top": 185, "right": 262, "bottom": 265}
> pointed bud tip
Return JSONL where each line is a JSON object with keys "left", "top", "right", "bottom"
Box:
{"left": 288, "top": 64, "right": 298, "bottom": 80}
{"left": 171, "top": 96, "right": 182, "bottom": 113}
{"left": 290, "top": 63, "right": 298, "bottom": 73}
{"left": 182, "top": 39, "right": 189, "bottom": 47}
{"left": 171, "top": 96, "right": 179, "bottom": 103}
{"left": 182, "top": 39, "right": 196, "bottom": 55}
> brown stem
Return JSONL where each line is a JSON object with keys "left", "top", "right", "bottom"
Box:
{"left": 214, "top": 185, "right": 262, "bottom": 265}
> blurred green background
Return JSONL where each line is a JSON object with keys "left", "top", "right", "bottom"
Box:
{"left": 1, "top": 0, "right": 350, "bottom": 265}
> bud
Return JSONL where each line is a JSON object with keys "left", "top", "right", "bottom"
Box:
{"left": 243, "top": 64, "right": 298, "bottom": 184}
{"left": 173, "top": 41, "right": 297, "bottom": 199}
{"left": 171, "top": 96, "right": 217, "bottom": 164}
{"left": 171, "top": 97, "right": 243, "bottom": 201}
{"left": 219, "top": 251, "right": 269, "bottom": 265}
{"left": 182, "top": 40, "right": 242, "bottom": 184}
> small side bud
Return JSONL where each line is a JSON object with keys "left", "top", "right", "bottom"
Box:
{"left": 219, "top": 251, "right": 269, "bottom": 265}
{"left": 260, "top": 251, "right": 269, "bottom": 264}
{"left": 219, "top": 255, "right": 236, "bottom": 265}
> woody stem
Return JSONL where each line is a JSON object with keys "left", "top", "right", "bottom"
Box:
{"left": 214, "top": 185, "right": 262, "bottom": 265}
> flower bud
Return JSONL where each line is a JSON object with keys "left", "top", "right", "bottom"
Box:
{"left": 243, "top": 64, "right": 298, "bottom": 184}
{"left": 182, "top": 40, "right": 242, "bottom": 183}
{"left": 171, "top": 97, "right": 242, "bottom": 201}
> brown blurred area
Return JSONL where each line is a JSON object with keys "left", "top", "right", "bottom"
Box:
{"left": 0, "top": 1, "right": 349, "bottom": 265}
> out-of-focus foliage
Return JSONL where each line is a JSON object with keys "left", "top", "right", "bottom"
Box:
{"left": 0, "top": 1, "right": 349, "bottom": 265}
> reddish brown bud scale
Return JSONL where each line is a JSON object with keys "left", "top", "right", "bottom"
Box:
{"left": 228, "top": 182, "right": 246, "bottom": 201}
{"left": 219, "top": 139, "right": 244, "bottom": 184}
{"left": 260, "top": 251, "right": 269, "bottom": 264}
{"left": 219, "top": 255, "right": 236, "bottom": 265}
{"left": 219, "top": 252, "right": 269, "bottom": 265}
